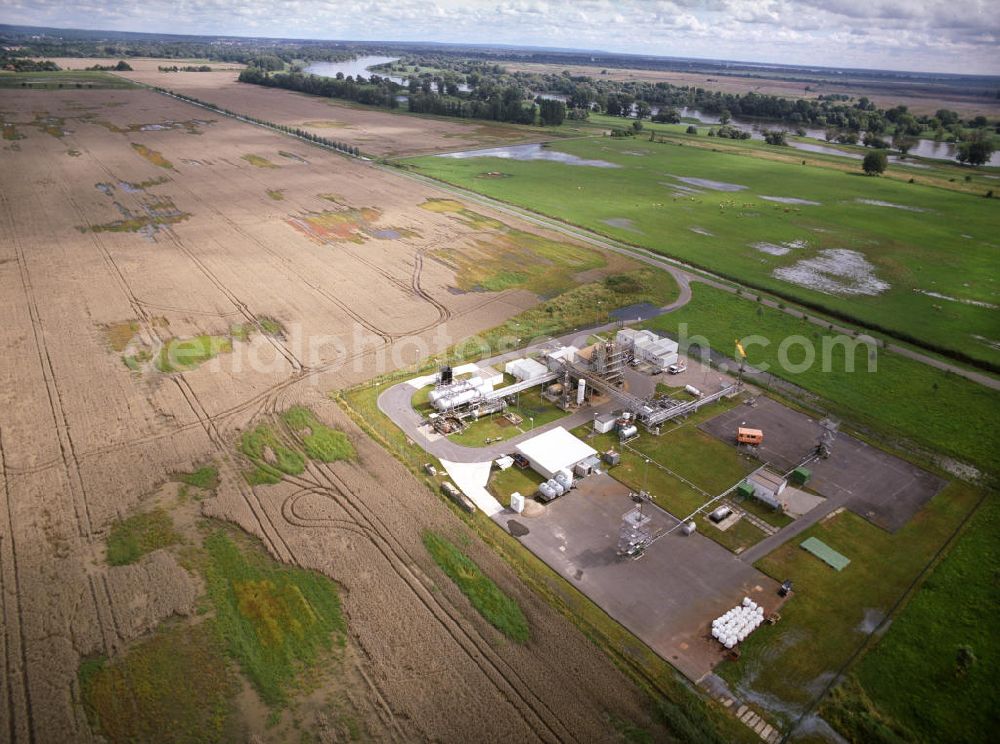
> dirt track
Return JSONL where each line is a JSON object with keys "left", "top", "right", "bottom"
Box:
{"left": 0, "top": 85, "right": 667, "bottom": 741}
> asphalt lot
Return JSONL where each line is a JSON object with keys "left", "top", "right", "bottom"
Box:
{"left": 503, "top": 473, "right": 782, "bottom": 682}
{"left": 700, "top": 397, "right": 945, "bottom": 532}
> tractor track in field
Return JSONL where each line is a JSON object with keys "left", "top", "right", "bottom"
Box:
{"left": 266, "top": 405, "right": 580, "bottom": 744}
{"left": 0, "top": 427, "right": 37, "bottom": 744}
{"left": 3, "top": 190, "right": 95, "bottom": 540}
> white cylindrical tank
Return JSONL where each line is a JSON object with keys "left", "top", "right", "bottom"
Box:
{"left": 685, "top": 384, "right": 702, "bottom": 398}
{"left": 548, "top": 479, "right": 565, "bottom": 497}
{"left": 538, "top": 483, "right": 554, "bottom": 500}
{"left": 619, "top": 424, "right": 638, "bottom": 440}
{"left": 576, "top": 379, "right": 586, "bottom": 405}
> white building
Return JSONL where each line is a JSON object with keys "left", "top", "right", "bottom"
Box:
{"left": 616, "top": 328, "right": 678, "bottom": 370}
{"left": 593, "top": 412, "right": 618, "bottom": 434}
{"left": 515, "top": 426, "right": 598, "bottom": 479}
{"left": 504, "top": 357, "right": 548, "bottom": 382}
{"left": 748, "top": 470, "right": 787, "bottom": 508}
{"left": 545, "top": 345, "right": 579, "bottom": 371}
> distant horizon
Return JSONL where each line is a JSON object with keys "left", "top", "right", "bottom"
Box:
{"left": 1, "top": 0, "right": 997, "bottom": 76}
{"left": 4, "top": 21, "right": 999, "bottom": 81}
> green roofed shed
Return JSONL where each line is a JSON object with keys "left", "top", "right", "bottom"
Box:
{"left": 791, "top": 467, "right": 811, "bottom": 485}
{"left": 800, "top": 537, "right": 850, "bottom": 571}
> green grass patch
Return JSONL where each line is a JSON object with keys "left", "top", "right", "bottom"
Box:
{"left": 240, "top": 423, "right": 305, "bottom": 482}
{"left": 259, "top": 317, "right": 284, "bottom": 336}
{"left": 202, "top": 530, "right": 346, "bottom": 706}
{"left": 822, "top": 494, "right": 999, "bottom": 743}
{"left": 0, "top": 70, "right": 138, "bottom": 89}
{"left": 281, "top": 406, "right": 355, "bottom": 463}
{"left": 173, "top": 464, "right": 219, "bottom": 491}
{"left": 454, "top": 268, "right": 678, "bottom": 356}
{"left": 422, "top": 530, "right": 530, "bottom": 643}
{"left": 716, "top": 480, "right": 981, "bottom": 721}
{"left": 448, "top": 388, "right": 567, "bottom": 446}
{"left": 488, "top": 465, "right": 546, "bottom": 506}
{"left": 156, "top": 335, "right": 232, "bottom": 373}
{"left": 266, "top": 188, "right": 285, "bottom": 200}
{"left": 79, "top": 623, "right": 236, "bottom": 743}
{"left": 105, "top": 508, "right": 181, "bottom": 566}
{"left": 645, "top": 283, "right": 1000, "bottom": 474}
{"left": 406, "top": 135, "right": 1000, "bottom": 369}
{"left": 242, "top": 153, "right": 279, "bottom": 168}
{"left": 131, "top": 142, "right": 174, "bottom": 169}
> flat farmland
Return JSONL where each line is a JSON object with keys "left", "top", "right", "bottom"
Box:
{"left": 503, "top": 61, "right": 1000, "bottom": 118}
{"left": 406, "top": 136, "right": 1000, "bottom": 369}
{"left": 110, "top": 59, "right": 559, "bottom": 157}
{"left": 0, "top": 85, "right": 669, "bottom": 741}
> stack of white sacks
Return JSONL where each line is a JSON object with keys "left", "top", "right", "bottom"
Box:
{"left": 711, "top": 597, "right": 765, "bottom": 649}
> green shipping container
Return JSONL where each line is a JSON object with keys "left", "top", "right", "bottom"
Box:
{"left": 737, "top": 482, "right": 755, "bottom": 499}
{"left": 792, "top": 467, "right": 811, "bottom": 485}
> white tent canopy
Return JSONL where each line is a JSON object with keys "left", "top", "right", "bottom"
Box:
{"left": 515, "top": 426, "right": 597, "bottom": 479}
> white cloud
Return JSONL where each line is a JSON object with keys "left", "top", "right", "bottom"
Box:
{"left": 4, "top": 0, "right": 997, "bottom": 73}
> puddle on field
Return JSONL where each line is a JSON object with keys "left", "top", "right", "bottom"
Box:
{"left": 287, "top": 205, "right": 414, "bottom": 244}
{"left": 81, "top": 181, "right": 189, "bottom": 240}
{"left": 855, "top": 199, "right": 927, "bottom": 213}
{"left": 774, "top": 249, "right": 890, "bottom": 296}
{"left": 665, "top": 182, "right": 704, "bottom": 197}
{"left": 914, "top": 289, "right": 998, "bottom": 309}
{"left": 437, "top": 143, "right": 620, "bottom": 168}
{"left": 856, "top": 608, "right": 886, "bottom": 634}
{"left": 602, "top": 217, "right": 643, "bottom": 233}
{"left": 689, "top": 226, "right": 713, "bottom": 236}
{"left": 754, "top": 239, "right": 809, "bottom": 256}
{"left": 760, "top": 195, "right": 821, "bottom": 206}
{"left": 668, "top": 175, "right": 747, "bottom": 191}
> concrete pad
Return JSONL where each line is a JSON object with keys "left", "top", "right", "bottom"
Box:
{"left": 500, "top": 474, "right": 781, "bottom": 682}
{"left": 782, "top": 485, "right": 825, "bottom": 518}
{"left": 439, "top": 459, "right": 503, "bottom": 517}
{"left": 700, "top": 397, "right": 945, "bottom": 532}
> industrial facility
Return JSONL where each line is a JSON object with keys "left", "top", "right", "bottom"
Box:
{"left": 422, "top": 333, "right": 738, "bottom": 436}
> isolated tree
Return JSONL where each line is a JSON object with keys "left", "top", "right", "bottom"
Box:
{"left": 892, "top": 132, "right": 918, "bottom": 156}
{"left": 956, "top": 131, "right": 996, "bottom": 167}
{"left": 635, "top": 101, "right": 651, "bottom": 120}
{"left": 862, "top": 150, "right": 888, "bottom": 176}
{"left": 686, "top": 125, "right": 698, "bottom": 135}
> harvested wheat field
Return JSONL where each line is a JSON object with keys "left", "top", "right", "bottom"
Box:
{"left": 0, "top": 85, "right": 666, "bottom": 741}
{"left": 102, "top": 59, "right": 555, "bottom": 157}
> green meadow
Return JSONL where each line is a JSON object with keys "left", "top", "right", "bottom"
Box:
{"left": 645, "top": 284, "right": 999, "bottom": 475}
{"left": 406, "top": 136, "right": 1000, "bottom": 369}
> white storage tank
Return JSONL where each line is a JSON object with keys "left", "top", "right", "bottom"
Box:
{"left": 685, "top": 384, "right": 702, "bottom": 398}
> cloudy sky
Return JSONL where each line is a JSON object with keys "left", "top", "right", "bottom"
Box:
{"left": 4, "top": 0, "right": 998, "bottom": 74}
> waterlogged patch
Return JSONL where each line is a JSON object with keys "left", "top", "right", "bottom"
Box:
{"left": 774, "top": 249, "right": 890, "bottom": 296}
{"left": 914, "top": 289, "right": 998, "bottom": 309}
{"left": 278, "top": 150, "right": 307, "bottom": 163}
{"left": 82, "top": 182, "right": 188, "bottom": 238}
{"left": 287, "top": 206, "right": 412, "bottom": 244}
{"left": 753, "top": 239, "right": 809, "bottom": 256}
{"left": 760, "top": 195, "right": 821, "bottom": 206}
{"left": 438, "top": 143, "right": 620, "bottom": 168}
{"left": 668, "top": 175, "right": 747, "bottom": 191}
{"left": 602, "top": 217, "right": 643, "bottom": 234}
{"left": 689, "top": 226, "right": 714, "bottom": 236}
{"left": 99, "top": 119, "right": 212, "bottom": 135}
{"left": 855, "top": 198, "right": 927, "bottom": 213}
